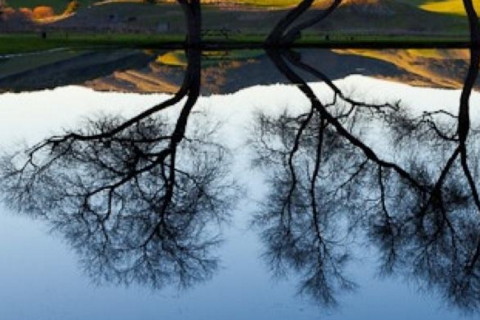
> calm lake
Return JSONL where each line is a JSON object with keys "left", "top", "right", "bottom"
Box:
{"left": 0, "top": 48, "right": 479, "bottom": 320}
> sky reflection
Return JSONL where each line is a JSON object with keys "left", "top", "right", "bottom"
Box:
{"left": 0, "top": 76, "right": 479, "bottom": 319}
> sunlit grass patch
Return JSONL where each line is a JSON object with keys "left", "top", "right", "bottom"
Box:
{"left": 156, "top": 51, "right": 187, "bottom": 67}
{"left": 419, "top": 0, "right": 480, "bottom": 16}
{"left": 405, "top": 48, "right": 469, "bottom": 59}
{"left": 157, "top": 50, "right": 264, "bottom": 67}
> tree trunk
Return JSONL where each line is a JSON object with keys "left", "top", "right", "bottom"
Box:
{"left": 177, "top": 0, "right": 202, "bottom": 47}
{"left": 266, "top": 0, "right": 342, "bottom": 46}
{"left": 266, "top": 0, "right": 315, "bottom": 45}
{"left": 282, "top": 0, "right": 342, "bottom": 44}
{"left": 458, "top": 0, "right": 479, "bottom": 142}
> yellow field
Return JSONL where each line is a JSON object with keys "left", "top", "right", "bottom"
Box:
{"left": 420, "top": 0, "right": 480, "bottom": 16}
{"left": 334, "top": 48, "right": 470, "bottom": 88}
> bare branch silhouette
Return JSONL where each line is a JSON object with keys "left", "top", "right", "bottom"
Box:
{"left": 252, "top": 32, "right": 480, "bottom": 309}
{"left": 0, "top": 49, "right": 237, "bottom": 290}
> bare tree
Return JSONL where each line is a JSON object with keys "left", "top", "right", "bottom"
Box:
{"left": 252, "top": 48, "right": 406, "bottom": 307}
{"left": 252, "top": 13, "right": 480, "bottom": 305}
{"left": 0, "top": 47, "right": 237, "bottom": 289}
{"left": 178, "top": 0, "right": 202, "bottom": 46}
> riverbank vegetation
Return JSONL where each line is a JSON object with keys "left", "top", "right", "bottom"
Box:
{"left": 0, "top": 32, "right": 471, "bottom": 55}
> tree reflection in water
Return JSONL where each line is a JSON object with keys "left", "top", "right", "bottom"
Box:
{"left": 251, "top": 44, "right": 480, "bottom": 311}
{"left": 1, "top": 11, "right": 480, "bottom": 316}
{"left": 1, "top": 47, "right": 480, "bottom": 312}
{"left": 0, "top": 48, "right": 236, "bottom": 289}
{"left": 1, "top": 46, "right": 480, "bottom": 312}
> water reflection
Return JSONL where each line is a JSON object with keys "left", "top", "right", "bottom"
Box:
{"left": 1, "top": 48, "right": 475, "bottom": 94}
{"left": 0, "top": 48, "right": 236, "bottom": 289}
{"left": 251, "top": 45, "right": 480, "bottom": 310}
{"left": 0, "top": 45, "right": 480, "bottom": 315}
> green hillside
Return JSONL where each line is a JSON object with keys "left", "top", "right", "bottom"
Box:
{"left": 5, "top": 0, "right": 476, "bottom": 19}
{"left": 4, "top": 0, "right": 294, "bottom": 12}
{"left": 6, "top": 0, "right": 477, "bottom": 16}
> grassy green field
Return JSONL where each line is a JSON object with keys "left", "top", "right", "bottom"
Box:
{"left": 0, "top": 0, "right": 472, "bottom": 56}
{"left": 0, "top": 33, "right": 185, "bottom": 54}
{"left": 0, "top": 32, "right": 471, "bottom": 55}
{"left": 0, "top": 49, "right": 85, "bottom": 77}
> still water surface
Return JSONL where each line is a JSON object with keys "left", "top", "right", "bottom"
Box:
{"left": 0, "top": 48, "right": 479, "bottom": 319}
